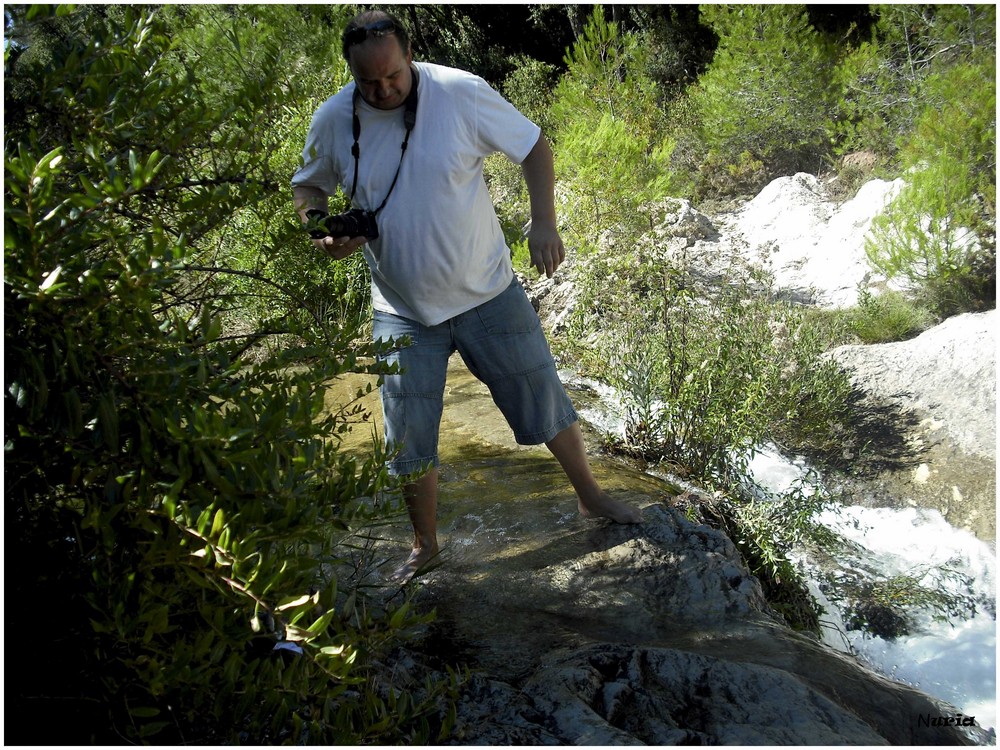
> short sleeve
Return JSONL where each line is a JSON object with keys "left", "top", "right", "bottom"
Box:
{"left": 290, "top": 100, "right": 343, "bottom": 195}
{"left": 473, "top": 79, "right": 541, "bottom": 164}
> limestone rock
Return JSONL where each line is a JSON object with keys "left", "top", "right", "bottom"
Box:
{"left": 651, "top": 197, "right": 717, "bottom": 244}
{"left": 828, "top": 310, "right": 996, "bottom": 537}
{"left": 831, "top": 310, "right": 996, "bottom": 461}
{"left": 726, "top": 172, "right": 905, "bottom": 307}
{"left": 409, "top": 497, "right": 986, "bottom": 745}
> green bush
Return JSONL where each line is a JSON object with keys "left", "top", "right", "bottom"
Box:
{"left": 834, "top": 5, "right": 996, "bottom": 162}
{"left": 832, "top": 32, "right": 916, "bottom": 161}
{"left": 569, "top": 238, "right": 845, "bottom": 633}
{"left": 845, "top": 289, "right": 935, "bottom": 343}
{"left": 159, "top": 4, "right": 374, "bottom": 336}
{"left": 716, "top": 480, "right": 830, "bottom": 633}
{"left": 5, "top": 7, "right": 452, "bottom": 743}
{"left": 570, "top": 240, "right": 851, "bottom": 484}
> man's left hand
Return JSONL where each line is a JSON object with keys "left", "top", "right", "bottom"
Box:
{"left": 527, "top": 221, "right": 565, "bottom": 278}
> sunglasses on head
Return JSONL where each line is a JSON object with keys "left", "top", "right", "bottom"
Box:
{"left": 343, "top": 19, "right": 398, "bottom": 50}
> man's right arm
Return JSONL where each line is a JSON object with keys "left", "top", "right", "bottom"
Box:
{"left": 293, "top": 185, "right": 366, "bottom": 260}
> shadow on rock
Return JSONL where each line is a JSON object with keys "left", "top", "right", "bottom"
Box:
{"left": 399, "top": 491, "right": 988, "bottom": 745}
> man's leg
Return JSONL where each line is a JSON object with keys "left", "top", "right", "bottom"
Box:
{"left": 390, "top": 468, "right": 441, "bottom": 582}
{"left": 546, "top": 421, "right": 643, "bottom": 524}
{"left": 373, "top": 310, "right": 451, "bottom": 583}
{"left": 456, "top": 280, "right": 643, "bottom": 525}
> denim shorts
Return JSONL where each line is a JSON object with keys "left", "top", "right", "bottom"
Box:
{"left": 372, "top": 278, "right": 578, "bottom": 476}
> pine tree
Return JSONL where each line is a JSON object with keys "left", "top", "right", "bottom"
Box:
{"left": 866, "top": 59, "right": 996, "bottom": 314}
{"left": 549, "top": 8, "right": 678, "bottom": 243}
{"left": 690, "top": 4, "right": 837, "bottom": 185}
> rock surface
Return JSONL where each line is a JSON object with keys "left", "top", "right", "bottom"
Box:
{"left": 366, "top": 366, "right": 988, "bottom": 746}
{"left": 831, "top": 310, "right": 996, "bottom": 461}
{"left": 724, "top": 172, "right": 905, "bottom": 307}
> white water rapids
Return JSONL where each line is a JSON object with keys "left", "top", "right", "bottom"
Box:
{"left": 570, "top": 373, "right": 997, "bottom": 737}
{"left": 751, "top": 447, "right": 996, "bottom": 736}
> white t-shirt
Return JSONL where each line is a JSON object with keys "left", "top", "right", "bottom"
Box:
{"left": 292, "top": 62, "right": 541, "bottom": 326}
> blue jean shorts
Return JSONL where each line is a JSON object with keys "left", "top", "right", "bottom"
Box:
{"left": 372, "top": 278, "right": 578, "bottom": 476}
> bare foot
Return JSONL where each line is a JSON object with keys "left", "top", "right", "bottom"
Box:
{"left": 578, "top": 492, "right": 644, "bottom": 524}
{"left": 388, "top": 544, "right": 440, "bottom": 584}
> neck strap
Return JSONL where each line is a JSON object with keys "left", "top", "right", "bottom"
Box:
{"left": 349, "top": 65, "right": 419, "bottom": 214}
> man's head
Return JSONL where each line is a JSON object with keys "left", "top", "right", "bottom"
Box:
{"left": 342, "top": 11, "right": 413, "bottom": 111}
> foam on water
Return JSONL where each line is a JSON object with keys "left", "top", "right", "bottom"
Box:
{"left": 751, "top": 449, "right": 997, "bottom": 735}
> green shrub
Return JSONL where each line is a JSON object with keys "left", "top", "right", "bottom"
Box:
{"left": 845, "top": 289, "right": 935, "bottom": 343}
{"left": 5, "top": 7, "right": 452, "bottom": 743}
{"left": 719, "top": 481, "right": 830, "bottom": 633}
{"left": 834, "top": 5, "right": 996, "bottom": 163}
{"left": 158, "top": 4, "right": 374, "bottom": 336}
{"left": 833, "top": 37, "right": 916, "bottom": 161}
{"left": 568, "top": 236, "right": 849, "bottom": 633}
{"left": 866, "top": 59, "right": 996, "bottom": 316}
{"left": 500, "top": 52, "right": 559, "bottom": 135}
{"left": 570, "top": 241, "right": 851, "bottom": 484}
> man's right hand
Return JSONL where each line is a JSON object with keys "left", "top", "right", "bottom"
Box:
{"left": 295, "top": 186, "right": 367, "bottom": 258}
{"left": 312, "top": 235, "right": 368, "bottom": 260}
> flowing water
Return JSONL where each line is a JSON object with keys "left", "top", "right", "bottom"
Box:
{"left": 750, "top": 447, "right": 997, "bottom": 734}
{"left": 571, "top": 371, "right": 997, "bottom": 735}
{"left": 326, "top": 358, "right": 996, "bottom": 737}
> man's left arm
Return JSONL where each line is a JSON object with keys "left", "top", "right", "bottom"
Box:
{"left": 520, "top": 135, "right": 565, "bottom": 279}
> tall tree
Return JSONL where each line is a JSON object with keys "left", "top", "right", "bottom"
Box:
{"left": 835, "top": 3, "right": 996, "bottom": 159}
{"left": 549, "top": 7, "right": 678, "bottom": 239}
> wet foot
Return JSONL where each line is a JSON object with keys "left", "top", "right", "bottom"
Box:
{"left": 388, "top": 545, "right": 440, "bottom": 584}
{"left": 578, "top": 492, "right": 644, "bottom": 524}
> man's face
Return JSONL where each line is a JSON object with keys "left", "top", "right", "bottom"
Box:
{"left": 348, "top": 35, "right": 413, "bottom": 111}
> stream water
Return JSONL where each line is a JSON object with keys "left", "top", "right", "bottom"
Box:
{"left": 571, "top": 372, "right": 997, "bottom": 736}
{"left": 751, "top": 447, "right": 997, "bottom": 735}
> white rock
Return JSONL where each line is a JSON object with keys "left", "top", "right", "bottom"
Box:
{"left": 731, "top": 173, "right": 905, "bottom": 307}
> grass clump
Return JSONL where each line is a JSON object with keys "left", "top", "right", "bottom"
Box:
{"left": 845, "top": 289, "right": 935, "bottom": 344}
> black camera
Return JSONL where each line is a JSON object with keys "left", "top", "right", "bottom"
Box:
{"left": 305, "top": 208, "right": 379, "bottom": 241}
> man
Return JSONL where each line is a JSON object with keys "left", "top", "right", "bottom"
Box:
{"left": 292, "top": 10, "right": 641, "bottom": 582}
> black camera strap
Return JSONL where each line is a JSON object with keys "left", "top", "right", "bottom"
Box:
{"left": 350, "top": 65, "right": 419, "bottom": 216}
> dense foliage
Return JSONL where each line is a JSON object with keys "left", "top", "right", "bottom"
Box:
{"left": 5, "top": 6, "right": 453, "bottom": 744}
{"left": 5, "top": 2, "right": 995, "bottom": 742}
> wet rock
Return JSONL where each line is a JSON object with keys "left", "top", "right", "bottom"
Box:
{"left": 385, "top": 366, "right": 986, "bottom": 743}
{"left": 341, "top": 167, "right": 995, "bottom": 743}
{"left": 410, "top": 493, "right": 986, "bottom": 745}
